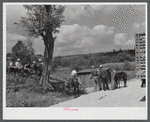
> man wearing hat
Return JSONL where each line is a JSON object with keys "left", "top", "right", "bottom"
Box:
{"left": 39, "top": 58, "right": 44, "bottom": 66}
{"left": 90, "top": 66, "right": 100, "bottom": 92}
{"left": 15, "top": 58, "right": 23, "bottom": 69}
{"left": 97, "top": 64, "right": 110, "bottom": 91}
{"left": 99, "top": 65, "right": 103, "bottom": 70}
{"left": 31, "top": 60, "right": 38, "bottom": 74}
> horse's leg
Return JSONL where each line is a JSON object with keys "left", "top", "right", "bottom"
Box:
{"left": 102, "top": 79, "right": 106, "bottom": 91}
{"left": 104, "top": 78, "right": 109, "bottom": 90}
{"left": 74, "top": 87, "right": 76, "bottom": 98}
{"left": 124, "top": 79, "right": 127, "bottom": 87}
{"left": 77, "top": 86, "right": 79, "bottom": 97}
{"left": 116, "top": 80, "right": 118, "bottom": 89}
{"left": 118, "top": 80, "right": 120, "bottom": 88}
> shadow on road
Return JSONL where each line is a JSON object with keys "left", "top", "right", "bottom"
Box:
{"left": 140, "top": 95, "right": 146, "bottom": 102}
{"left": 99, "top": 95, "right": 107, "bottom": 100}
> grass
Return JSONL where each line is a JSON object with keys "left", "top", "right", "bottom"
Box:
{"left": 6, "top": 72, "right": 87, "bottom": 107}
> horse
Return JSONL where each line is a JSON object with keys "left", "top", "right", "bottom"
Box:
{"left": 69, "top": 77, "right": 80, "bottom": 98}
{"left": 113, "top": 71, "right": 127, "bottom": 88}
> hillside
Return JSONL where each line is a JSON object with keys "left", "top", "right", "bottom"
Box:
{"left": 52, "top": 49, "right": 135, "bottom": 72}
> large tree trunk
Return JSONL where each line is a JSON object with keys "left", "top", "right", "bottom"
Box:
{"left": 40, "top": 32, "right": 54, "bottom": 92}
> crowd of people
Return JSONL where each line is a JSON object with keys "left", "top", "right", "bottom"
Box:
{"left": 7, "top": 58, "right": 44, "bottom": 78}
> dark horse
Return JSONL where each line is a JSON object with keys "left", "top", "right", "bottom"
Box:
{"left": 69, "top": 77, "right": 80, "bottom": 98}
{"left": 114, "top": 72, "right": 127, "bottom": 88}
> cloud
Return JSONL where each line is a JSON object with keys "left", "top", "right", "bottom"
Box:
{"left": 113, "top": 33, "right": 126, "bottom": 46}
{"left": 132, "top": 22, "right": 145, "bottom": 32}
{"left": 53, "top": 24, "right": 115, "bottom": 56}
{"left": 125, "top": 38, "right": 135, "bottom": 46}
{"left": 64, "top": 5, "right": 119, "bottom": 21}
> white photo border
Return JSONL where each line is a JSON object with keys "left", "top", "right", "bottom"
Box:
{"left": 3, "top": 2, "right": 148, "bottom": 120}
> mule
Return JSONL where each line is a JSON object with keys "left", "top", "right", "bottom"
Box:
{"left": 69, "top": 77, "right": 80, "bottom": 98}
{"left": 114, "top": 72, "right": 127, "bottom": 88}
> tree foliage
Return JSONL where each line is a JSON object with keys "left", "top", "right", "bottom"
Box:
{"left": 15, "top": 5, "right": 65, "bottom": 39}
{"left": 14, "top": 5, "right": 65, "bottom": 91}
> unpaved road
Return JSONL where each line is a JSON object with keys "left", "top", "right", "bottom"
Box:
{"left": 51, "top": 78, "right": 146, "bottom": 107}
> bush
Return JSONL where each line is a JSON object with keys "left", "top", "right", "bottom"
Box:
{"left": 121, "top": 61, "right": 136, "bottom": 71}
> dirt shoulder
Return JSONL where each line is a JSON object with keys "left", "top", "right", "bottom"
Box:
{"left": 51, "top": 78, "right": 146, "bottom": 107}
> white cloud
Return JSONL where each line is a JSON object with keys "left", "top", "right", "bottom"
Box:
{"left": 64, "top": 5, "right": 119, "bottom": 21}
{"left": 125, "top": 38, "right": 135, "bottom": 46}
{"left": 113, "top": 33, "right": 126, "bottom": 46}
{"left": 53, "top": 24, "right": 115, "bottom": 56}
{"left": 132, "top": 22, "right": 145, "bottom": 32}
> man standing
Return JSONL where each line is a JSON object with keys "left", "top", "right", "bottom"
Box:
{"left": 98, "top": 65, "right": 110, "bottom": 91}
{"left": 90, "top": 66, "right": 99, "bottom": 92}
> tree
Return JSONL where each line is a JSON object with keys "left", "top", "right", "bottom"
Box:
{"left": 14, "top": 5, "right": 65, "bottom": 92}
{"left": 11, "top": 39, "right": 35, "bottom": 64}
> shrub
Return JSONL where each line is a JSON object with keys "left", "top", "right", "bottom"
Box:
{"left": 121, "top": 61, "right": 136, "bottom": 71}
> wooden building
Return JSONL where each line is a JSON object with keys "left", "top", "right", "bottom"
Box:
{"left": 77, "top": 68, "right": 99, "bottom": 89}
{"left": 77, "top": 68, "right": 116, "bottom": 90}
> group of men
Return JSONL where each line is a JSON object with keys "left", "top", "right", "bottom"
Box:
{"left": 90, "top": 65, "right": 110, "bottom": 91}
{"left": 69, "top": 64, "right": 110, "bottom": 91}
{"left": 7, "top": 58, "right": 44, "bottom": 78}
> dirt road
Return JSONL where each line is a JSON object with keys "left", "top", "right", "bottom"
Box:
{"left": 51, "top": 78, "right": 146, "bottom": 107}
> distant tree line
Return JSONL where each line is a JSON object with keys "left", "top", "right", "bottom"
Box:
{"left": 52, "top": 50, "right": 135, "bottom": 72}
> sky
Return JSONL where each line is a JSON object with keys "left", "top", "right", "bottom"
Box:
{"left": 6, "top": 3, "right": 146, "bottom": 57}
